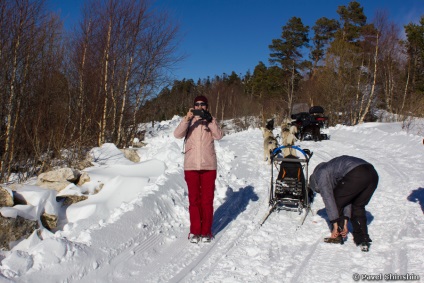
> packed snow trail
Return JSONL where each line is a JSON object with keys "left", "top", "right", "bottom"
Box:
{"left": 3, "top": 120, "right": 424, "bottom": 283}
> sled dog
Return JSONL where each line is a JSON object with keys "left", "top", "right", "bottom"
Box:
{"left": 281, "top": 127, "right": 297, "bottom": 157}
{"left": 262, "top": 127, "right": 278, "bottom": 164}
{"left": 280, "top": 120, "right": 297, "bottom": 136}
{"left": 265, "top": 119, "right": 275, "bottom": 131}
{"left": 289, "top": 125, "right": 297, "bottom": 136}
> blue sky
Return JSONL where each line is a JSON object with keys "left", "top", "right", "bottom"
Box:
{"left": 48, "top": 0, "right": 424, "bottom": 81}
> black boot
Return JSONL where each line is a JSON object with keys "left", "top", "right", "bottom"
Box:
{"left": 351, "top": 217, "right": 372, "bottom": 245}
{"left": 359, "top": 242, "right": 370, "bottom": 252}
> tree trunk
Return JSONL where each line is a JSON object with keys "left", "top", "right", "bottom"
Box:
{"left": 78, "top": 20, "right": 91, "bottom": 147}
{"left": 117, "top": 56, "right": 133, "bottom": 146}
{"left": 287, "top": 63, "right": 295, "bottom": 117}
{"left": 1, "top": 9, "right": 23, "bottom": 182}
{"left": 99, "top": 19, "right": 112, "bottom": 146}
{"left": 110, "top": 59, "right": 118, "bottom": 142}
{"left": 221, "top": 99, "right": 225, "bottom": 121}
{"left": 215, "top": 91, "right": 220, "bottom": 118}
{"left": 359, "top": 33, "right": 379, "bottom": 124}
{"left": 353, "top": 57, "right": 364, "bottom": 125}
{"left": 401, "top": 61, "right": 410, "bottom": 113}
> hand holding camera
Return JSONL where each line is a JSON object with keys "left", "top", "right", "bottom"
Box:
{"left": 191, "top": 109, "right": 213, "bottom": 122}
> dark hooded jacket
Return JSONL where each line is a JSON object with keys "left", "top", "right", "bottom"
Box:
{"left": 309, "top": 155, "right": 370, "bottom": 222}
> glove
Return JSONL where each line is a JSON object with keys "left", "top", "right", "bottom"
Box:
{"left": 202, "top": 110, "right": 213, "bottom": 123}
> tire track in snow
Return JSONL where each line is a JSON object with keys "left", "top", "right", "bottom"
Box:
{"left": 288, "top": 237, "right": 323, "bottom": 283}
{"left": 172, "top": 207, "right": 258, "bottom": 282}
{"left": 287, "top": 126, "right": 424, "bottom": 281}
{"left": 74, "top": 169, "right": 190, "bottom": 282}
{"left": 197, "top": 137, "right": 307, "bottom": 280}
{"left": 174, "top": 129, "right": 273, "bottom": 282}
{"left": 179, "top": 125, "right": 424, "bottom": 282}
{"left": 76, "top": 227, "right": 166, "bottom": 282}
{"left": 104, "top": 129, "right": 268, "bottom": 282}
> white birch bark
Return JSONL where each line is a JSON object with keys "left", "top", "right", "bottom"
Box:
{"left": 117, "top": 56, "right": 133, "bottom": 145}
{"left": 1, "top": 8, "right": 24, "bottom": 180}
{"left": 401, "top": 61, "right": 410, "bottom": 113}
{"left": 359, "top": 33, "right": 379, "bottom": 124}
{"left": 78, "top": 20, "right": 91, "bottom": 145}
{"left": 99, "top": 19, "right": 112, "bottom": 146}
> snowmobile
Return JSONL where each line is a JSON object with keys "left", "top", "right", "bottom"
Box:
{"left": 291, "top": 106, "right": 330, "bottom": 141}
{"left": 260, "top": 145, "right": 314, "bottom": 227}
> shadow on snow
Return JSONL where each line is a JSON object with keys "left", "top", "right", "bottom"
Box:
{"left": 212, "top": 185, "right": 259, "bottom": 236}
{"left": 407, "top": 187, "right": 424, "bottom": 214}
{"left": 316, "top": 208, "right": 374, "bottom": 232}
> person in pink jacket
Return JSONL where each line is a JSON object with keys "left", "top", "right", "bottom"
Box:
{"left": 173, "top": 95, "right": 223, "bottom": 243}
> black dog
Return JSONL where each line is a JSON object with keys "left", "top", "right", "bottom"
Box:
{"left": 266, "top": 119, "right": 275, "bottom": 131}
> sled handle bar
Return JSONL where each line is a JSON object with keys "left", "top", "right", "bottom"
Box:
{"left": 271, "top": 145, "right": 313, "bottom": 162}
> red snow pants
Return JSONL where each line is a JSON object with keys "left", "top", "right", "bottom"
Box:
{"left": 184, "top": 170, "right": 216, "bottom": 236}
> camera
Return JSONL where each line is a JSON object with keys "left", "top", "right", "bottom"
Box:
{"left": 191, "top": 109, "right": 204, "bottom": 117}
{"left": 191, "top": 109, "right": 212, "bottom": 122}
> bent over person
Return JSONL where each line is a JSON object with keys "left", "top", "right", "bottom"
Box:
{"left": 173, "top": 95, "right": 223, "bottom": 244}
{"left": 309, "top": 155, "right": 379, "bottom": 250}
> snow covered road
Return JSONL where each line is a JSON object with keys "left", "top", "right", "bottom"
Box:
{"left": 1, "top": 118, "right": 423, "bottom": 283}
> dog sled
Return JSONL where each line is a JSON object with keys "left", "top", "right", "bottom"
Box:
{"left": 260, "top": 145, "right": 314, "bottom": 227}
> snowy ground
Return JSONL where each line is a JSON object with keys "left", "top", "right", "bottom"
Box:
{"left": 0, "top": 116, "right": 423, "bottom": 283}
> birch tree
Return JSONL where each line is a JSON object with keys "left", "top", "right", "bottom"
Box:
{"left": 72, "top": 0, "right": 181, "bottom": 148}
{"left": 0, "top": 0, "right": 64, "bottom": 182}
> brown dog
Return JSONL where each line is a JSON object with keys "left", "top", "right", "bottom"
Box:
{"left": 280, "top": 121, "right": 297, "bottom": 136}
{"left": 281, "top": 128, "right": 297, "bottom": 157}
{"left": 262, "top": 127, "right": 278, "bottom": 164}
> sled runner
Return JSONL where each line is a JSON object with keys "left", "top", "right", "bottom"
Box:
{"left": 260, "top": 145, "right": 314, "bottom": 227}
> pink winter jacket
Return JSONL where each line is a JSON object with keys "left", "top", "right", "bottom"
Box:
{"left": 174, "top": 116, "right": 223, "bottom": 170}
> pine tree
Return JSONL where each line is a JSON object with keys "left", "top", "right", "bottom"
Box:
{"left": 335, "top": 0, "right": 367, "bottom": 43}
{"left": 404, "top": 16, "right": 424, "bottom": 94}
{"left": 268, "top": 17, "right": 309, "bottom": 116}
{"left": 311, "top": 17, "right": 339, "bottom": 75}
